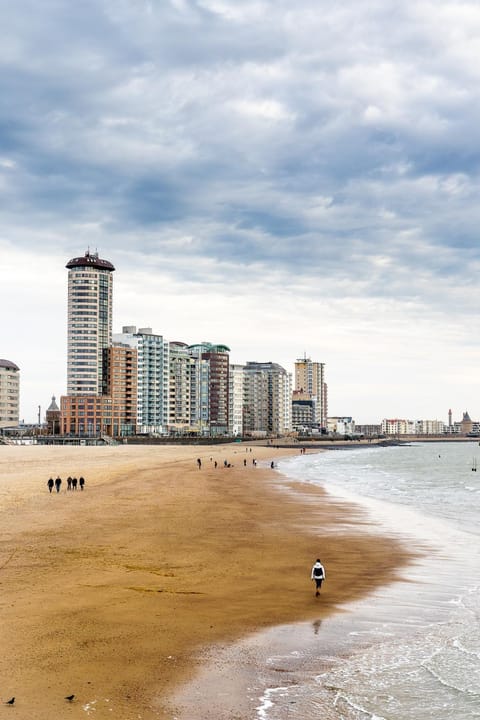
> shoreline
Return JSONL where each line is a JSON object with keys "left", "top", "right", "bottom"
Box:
{"left": 0, "top": 444, "right": 415, "bottom": 719}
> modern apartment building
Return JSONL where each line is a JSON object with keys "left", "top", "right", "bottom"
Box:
{"left": 66, "top": 250, "right": 115, "bottom": 396}
{"left": 103, "top": 345, "right": 138, "bottom": 436}
{"left": 381, "top": 418, "right": 415, "bottom": 435}
{"left": 188, "top": 343, "right": 230, "bottom": 435}
{"left": 294, "top": 356, "right": 327, "bottom": 429}
{"left": 291, "top": 390, "right": 316, "bottom": 431}
{"left": 229, "top": 364, "right": 245, "bottom": 436}
{"left": 415, "top": 419, "right": 445, "bottom": 435}
{"left": 0, "top": 359, "right": 20, "bottom": 429}
{"left": 113, "top": 327, "right": 169, "bottom": 434}
{"left": 168, "top": 342, "right": 192, "bottom": 433}
{"left": 243, "top": 361, "right": 292, "bottom": 436}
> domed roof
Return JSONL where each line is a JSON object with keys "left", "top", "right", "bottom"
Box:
{"left": 66, "top": 250, "right": 115, "bottom": 271}
{"left": 47, "top": 395, "right": 60, "bottom": 412}
{"left": 0, "top": 359, "right": 19, "bottom": 371}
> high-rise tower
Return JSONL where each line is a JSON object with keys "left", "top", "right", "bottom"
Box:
{"left": 294, "top": 356, "right": 327, "bottom": 429}
{"left": 66, "top": 250, "right": 115, "bottom": 396}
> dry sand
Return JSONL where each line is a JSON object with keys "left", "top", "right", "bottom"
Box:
{"left": 0, "top": 443, "right": 413, "bottom": 719}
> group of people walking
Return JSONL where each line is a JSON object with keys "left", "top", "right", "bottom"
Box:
{"left": 47, "top": 476, "right": 85, "bottom": 493}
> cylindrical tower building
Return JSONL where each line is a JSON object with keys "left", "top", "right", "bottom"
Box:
{"left": 66, "top": 250, "right": 115, "bottom": 396}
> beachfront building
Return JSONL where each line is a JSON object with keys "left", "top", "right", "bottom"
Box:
{"left": 415, "top": 419, "right": 446, "bottom": 435}
{"left": 294, "top": 356, "right": 327, "bottom": 430}
{"left": 60, "top": 395, "right": 113, "bottom": 436}
{"left": 66, "top": 250, "right": 115, "bottom": 396}
{"left": 229, "top": 364, "right": 245, "bottom": 436}
{"left": 381, "top": 418, "right": 416, "bottom": 435}
{"left": 103, "top": 345, "right": 137, "bottom": 437}
{"left": 327, "top": 416, "right": 355, "bottom": 435}
{"left": 292, "top": 390, "right": 316, "bottom": 432}
{"left": 355, "top": 424, "right": 382, "bottom": 437}
{"left": 168, "top": 342, "right": 192, "bottom": 433}
{"left": 188, "top": 343, "right": 230, "bottom": 435}
{"left": 113, "top": 327, "right": 169, "bottom": 435}
{"left": 0, "top": 359, "right": 20, "bottom": 429}
{"left": 61, "top": 250, "right": 115, "bottom": 437}
{"left": 243, "top": 361, "right": 292, "bottom": 436}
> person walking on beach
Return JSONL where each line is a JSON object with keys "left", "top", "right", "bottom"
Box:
{"left": 311, "top": 558, "right": 326, "bottom": 597}
{"left": 72, "top": 477, "right": 78, "bottom": 490}
{"left": 197, "top": 458, "right": 202, "bottom": 470}
{"left": 54, "top": 476, "right": 62, "bottom": 493}
{"left": 67, "top": 476, "right": 72, "bottom": 491}
{"left": 47, "top": 477, "right": 54, "bottom": 493}
{"left": 79, "top": 476, "right": 85, "bottom": 490}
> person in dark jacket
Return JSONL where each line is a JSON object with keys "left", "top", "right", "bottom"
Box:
{"left": 311, "top": 558, "right": 326, "bottom": 596}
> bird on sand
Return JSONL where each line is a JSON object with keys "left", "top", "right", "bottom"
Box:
{"left": 5, "top": 697, "right": 15, "bottom": 705}
{"left": 65, "top": 694, "right": 75, "bottom": 702}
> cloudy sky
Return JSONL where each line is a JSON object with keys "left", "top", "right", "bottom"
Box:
{"left": 1, "top": 0, "right": 479, "bottom": 424}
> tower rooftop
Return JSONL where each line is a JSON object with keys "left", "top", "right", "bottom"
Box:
{"left": 0, "top": 359, "right": 19, "bottom": 371}
{"left": 66, "top": 250, "right": 115, "bottom": 272}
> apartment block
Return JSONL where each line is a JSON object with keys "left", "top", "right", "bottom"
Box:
{"left": 381, "top": 418, "right": 416, "bottom": 435}
{"left": 229, "top": 364, "right": 245, "bottom": 437}
{"left": 168, "top": 342, "right": 192, "bottom": 433}
{"left": 188, "top": 343, "right": 230, "bottom": 435}
{"left": 60, "top": 395, "right": 113, "bottom": 436}
{"left": 113, "top": 327, "right": 169, "bottom": 434}
{"left": 0, "top": 359, "right": 20, "bottom": 429}
{"left": 103, "top": 345, "right": 138, "bottom": 436}
{"left": 243, "top": 361, "right": 292, "bottom": 436}
{"left": 294, "top": 356, "right": 327, "bottom": 429}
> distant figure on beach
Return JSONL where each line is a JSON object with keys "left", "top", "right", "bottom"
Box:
{"left": 67, "top": 476, "right": 72, "bottom": 491}
{"left": 270, "top": 461, "right": 275, "bottom": 469}
{"left": 311, "top": 558, "right": 326, "bottom": 596}
{"left": 79, "top": 476, "right": 85, "bottom": 490}
{"left": 47, "top": 477, "right": 54, "bottom": 493}
{"left": 54, "top": 476, "right": 62, "bottom": 493}
{"left": 252, "top": 458, "right": 257, "bottom": 466}
{"left": 214, "top": 461, "right": 217, "bottom": 468}
{"left": 72, "top": 477, "right": 78, "bottom": 490}
{"left": 244, "top": 459, "right": 247, "bottom": 467}
{"left": 197, "top": 458, "right": 202, "bottom": 470}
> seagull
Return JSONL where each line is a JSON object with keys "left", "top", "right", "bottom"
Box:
{"left": 65, "top": 694, "right": 75, "bottom": 702}
{"left": 5, "top": 697, "right": 15, "bottom": 705}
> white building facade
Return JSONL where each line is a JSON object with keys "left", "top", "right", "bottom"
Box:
{"left": 229, "top": 364, "right": 245, "bottom": 436}
{"left": 381, "top": 418, "right": 416, "bottom": 435}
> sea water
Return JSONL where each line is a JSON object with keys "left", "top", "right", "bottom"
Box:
{"left": 171, "top": 442, "right": 480, "bottom": 719}
{"left": 261, "top": 441, "right": 480, "bottom": 720}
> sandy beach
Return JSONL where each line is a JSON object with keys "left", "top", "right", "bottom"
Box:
{"left": 0, "top": 443, "right": 413, "bottom": 719}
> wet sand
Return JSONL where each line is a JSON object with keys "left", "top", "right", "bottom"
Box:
{"left": 0, "top": 444, "right": 413, "bottom": 719}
